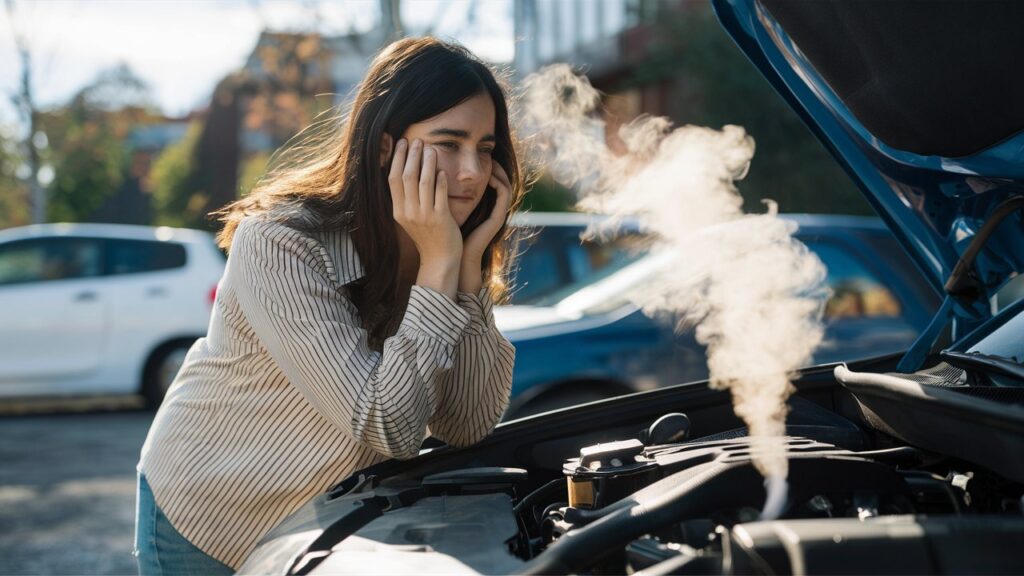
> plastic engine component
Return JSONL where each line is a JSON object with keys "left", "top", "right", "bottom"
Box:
{"left": 726, "top": 516, "right": 1024, "bottom": 575}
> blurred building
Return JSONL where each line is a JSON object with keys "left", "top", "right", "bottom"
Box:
{"left": 236, "top": 28, "right": 391, "bottom": 156}
{"left": 239, "top": 31, "right": 343, "bottom": 155}
{"left": 128, "top": 123, "right": 192, "bottom": 152}
{"left": 514, "top": 0, "right": 694, "bottom": 121}
{"left": 322, "top": 32, "right": 388, "bottom": 105}
{"left": 517, "top": 0, "right": 876, "bottom": 216}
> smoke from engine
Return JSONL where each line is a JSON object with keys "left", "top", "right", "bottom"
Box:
{"left": 517, "top": 65, "right": 828, "bottom": 493}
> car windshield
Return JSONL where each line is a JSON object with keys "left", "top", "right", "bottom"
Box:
{"left": 511, "top": 229, "right": 649, "bottom": 307}
{"left": 968, "top": 308, "right": 1024, "bottom": 366}
{"left": 527, "top": 250, "right": 647, "bottom": 307}
{"left": 552, "top": 250, "right": 675, "bottom": 317}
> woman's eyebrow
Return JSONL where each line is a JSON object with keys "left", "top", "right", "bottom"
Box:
{"left": 428, "top": 128, "right": 496, "bottom": 142}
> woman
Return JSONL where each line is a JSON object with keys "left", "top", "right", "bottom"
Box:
{"left": 135, "top": 37, "right": 520, "bottom": 574}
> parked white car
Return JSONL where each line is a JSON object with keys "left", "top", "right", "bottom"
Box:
{"left": 0, "top": 223, "right": 225, "bottom": 406}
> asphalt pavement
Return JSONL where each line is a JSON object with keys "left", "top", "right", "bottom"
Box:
{"left": 0, "top": 400, "right": 152, "bottom": 575}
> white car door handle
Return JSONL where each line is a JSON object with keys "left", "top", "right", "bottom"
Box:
{"left": 74, "top": 291, "right": 98, "bottom": 302}
{"left": 146, "top": 287, "right": 168, "bottom": 298}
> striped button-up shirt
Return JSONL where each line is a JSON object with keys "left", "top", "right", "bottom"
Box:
{"left": 138, "top": 216, "right": 515, "bottom": 568}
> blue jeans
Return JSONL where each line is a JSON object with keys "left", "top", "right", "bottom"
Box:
{"left": 134, "top": 472, "right": 234, "bottom": 576}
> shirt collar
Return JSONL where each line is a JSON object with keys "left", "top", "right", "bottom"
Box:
{"left": 325, "top": 228, "right": 365, "bottom": 285}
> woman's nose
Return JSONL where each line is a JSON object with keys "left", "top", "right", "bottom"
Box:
{"left": 456, "top": 152, "right": 484, "bottom": 183}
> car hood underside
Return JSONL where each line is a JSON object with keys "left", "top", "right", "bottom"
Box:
{"left": 713, "top": 0, "right": 1024, "bottom": 339}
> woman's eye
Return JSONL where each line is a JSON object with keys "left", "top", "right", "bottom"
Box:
{"left": 479, "top": 147, "right": 495, "bottom": 155}
{"left": 435, "top": 142, "right": 459, "bottom": 151}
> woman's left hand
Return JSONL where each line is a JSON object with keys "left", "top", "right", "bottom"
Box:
{"left": 459, "top": 163, "right": 512, "bottom": 293}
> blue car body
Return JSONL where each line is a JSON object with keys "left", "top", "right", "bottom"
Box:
{"left": 499, "top": 214, "right": 941, "bottom": 416}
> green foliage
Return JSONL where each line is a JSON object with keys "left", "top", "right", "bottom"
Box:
{"left": 150, "top": 122, "right": 206, "bottom": 228}
{"left": 617, "top": 3, "right": 872, "bottom": 216}
{"left": 45, "top": 117, "right": 126, "bottom": 222}
{"left": 35, "top": 64, "right": 159, "bottom": 223}
{"left": 0, "top": 127, "right": 30, "bottom": 229}
{"left": 520, "top": 173, "right": 576, "bottom": 212}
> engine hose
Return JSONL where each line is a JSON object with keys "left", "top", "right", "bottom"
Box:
{"left": 521, "top": 455, "right": 908, "bottom": 575}
{"left": 517, "top": 461, "right": 753, "bottom": 575}
{"left": 514, "top": 478, "right": 566, "bottom": 519}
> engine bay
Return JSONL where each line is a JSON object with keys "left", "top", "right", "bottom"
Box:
{"left": 239, "top": 361, "right": 1024, "bottom": 575}
{"left": 512, "top": 429, "right": 1024, "bottom": 574}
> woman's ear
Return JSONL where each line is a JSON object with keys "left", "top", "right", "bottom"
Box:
{"left": 379, "top": 133, "right": 394, "bottom": 168}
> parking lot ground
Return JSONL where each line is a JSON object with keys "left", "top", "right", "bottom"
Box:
{"left": 0, "top": 405, "right": 153, "bottom": 575}
{"left": 0, "top": 395, "right": 145, "bottom": 417}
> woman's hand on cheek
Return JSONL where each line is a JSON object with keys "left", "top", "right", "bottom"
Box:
{"left": 459, "top": 162, "right": 512, "bottom": 294}
{"left": 389, "top": 139, "right": 463, "bottom": 299}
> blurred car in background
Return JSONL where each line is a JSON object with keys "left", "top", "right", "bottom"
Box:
{"left": 0, "top": 223, "right": 225, "bottom": 407}
{"left": 499, "top": 214, "right": 943, "bottom": 418}
{"left": 505, "top": 212, "right": 646, "bottom": 305}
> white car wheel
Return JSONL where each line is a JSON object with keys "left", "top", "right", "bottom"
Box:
{"left": 158, "top": 348, "right": 189, "bottom": 395}
{"left": 143, "top": 344, "right": 191, "bottom": 408}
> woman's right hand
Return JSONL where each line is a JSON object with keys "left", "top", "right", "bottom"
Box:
{"left": 389, "top": 138, "right": 462, "bottom": 297}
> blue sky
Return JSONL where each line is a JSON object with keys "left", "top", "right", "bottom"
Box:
{"left": 0, "top": 0, "right": 514, "bottom": 124}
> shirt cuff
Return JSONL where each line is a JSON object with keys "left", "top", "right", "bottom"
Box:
{"left": 456, "top": 288, "right": 496, "bottom": 335}
{"left": 399, "top": 285, "right": 471, "bottom": 347}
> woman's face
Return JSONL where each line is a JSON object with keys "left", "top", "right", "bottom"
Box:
{"left": 400, "top": 92, "right": 496, "bottom": 226}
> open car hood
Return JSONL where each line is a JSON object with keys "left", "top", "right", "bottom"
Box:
{"left": 713, "top": 0, "right": 1024, "bottom": 340}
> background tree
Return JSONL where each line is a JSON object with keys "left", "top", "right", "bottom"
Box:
{"left": 615, "top": 2, "right": 870, "bottom": 215}
{"left": 0, "top": 125, "right": 30, "bottom": 228}
{"left": 4, "top": 0, "right": 46, "bottom": 224}
{"left": 519, "top": 173, "right": 575, "bottom": 212}
{"left": 37, "top": 63, "right": 160, "bottom": 222}
{"left": 149, "top": 32, "right": 337, "bottom": 230}
{"left": 150, "top": 122, "right": 203, "bottom": 227}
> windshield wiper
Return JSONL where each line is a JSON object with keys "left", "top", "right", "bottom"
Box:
{"left": 940, "top": 350, "right": 1024, "bottom": 382}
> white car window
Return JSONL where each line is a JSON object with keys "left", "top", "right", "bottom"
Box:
{"left": 0, "top": 238, "right": 103, "bottom": 286}
{"left": 105, "top": 239, "right": 187, "bottom": 275}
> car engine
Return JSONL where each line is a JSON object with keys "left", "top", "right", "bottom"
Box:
{"left": 514, "top": 432, "right": 1024, "bottom": 574}
{"left": 239, "top": 365, "right": 1024, "bottom": 575}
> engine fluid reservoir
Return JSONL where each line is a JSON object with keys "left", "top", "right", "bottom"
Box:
{"left": 563, "top": 439, "right": 658, "bottom": 509}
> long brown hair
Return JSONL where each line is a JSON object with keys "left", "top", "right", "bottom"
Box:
{"left": 213, "top": 37, "right": 523, "bottom": 348}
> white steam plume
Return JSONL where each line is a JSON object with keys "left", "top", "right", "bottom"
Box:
{"left": 518, "top": 65, "right": 827, "bottom": 487}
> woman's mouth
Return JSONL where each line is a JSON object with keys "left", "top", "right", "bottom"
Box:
{"left": 448, "top": 195, "right": 475, "bottom": 202}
